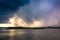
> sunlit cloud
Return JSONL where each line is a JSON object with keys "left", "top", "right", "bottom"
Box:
{"left": 0, "top": 0, "right": 60, "bottom": 27}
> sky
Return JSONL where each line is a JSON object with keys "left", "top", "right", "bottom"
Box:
{"left": 0, "top": 0, "right": 29, "bottom": 23}
{"left": 0, "top": 0, "right": 60, "bottom": 26}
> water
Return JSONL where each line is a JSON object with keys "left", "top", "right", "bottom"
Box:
{"left": 0, "top": 29, "right": 60, "bottom": 40}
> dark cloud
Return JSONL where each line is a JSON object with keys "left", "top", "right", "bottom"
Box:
{"left": 0, "top": 0, "right": 60, "bottom": 26}
{"left": 0, "top": 0, "right": 29, "bottom": 23}
{"left": 16, "top": 0, "right": 56, "bottom": 22}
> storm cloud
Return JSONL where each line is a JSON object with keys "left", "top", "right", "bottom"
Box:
{"left": 0, "top": 0, "right": 29, "bottom": 23}
{"left": 0, "top": 0, "right": 60, "bottom": 26}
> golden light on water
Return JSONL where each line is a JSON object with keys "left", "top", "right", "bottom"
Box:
{"left": 0, "top": 15, "right": 45, "bottom": 27}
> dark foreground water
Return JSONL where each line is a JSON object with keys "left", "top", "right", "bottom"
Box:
{"left": 0, "top": 29, "right": 60, "bottom": 40}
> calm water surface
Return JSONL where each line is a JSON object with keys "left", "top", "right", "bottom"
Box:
{"left": 0, "top": 29, "right": 60, "bottom": 40}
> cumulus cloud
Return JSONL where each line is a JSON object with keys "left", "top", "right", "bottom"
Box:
{"left": 14, "top": 0, "right": 60, "bottom": 26}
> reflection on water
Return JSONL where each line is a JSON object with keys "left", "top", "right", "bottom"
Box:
{"left": 0, "top": 29, "right": 60, "bottom": 40}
